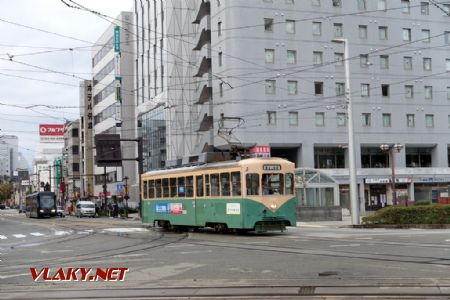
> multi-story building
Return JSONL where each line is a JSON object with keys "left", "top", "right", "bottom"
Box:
{"left": 91, "top": 11, "right": 137, "bottom": 207}
{"left": 135, "top": 0, "right": 450, "bottom": 214}
{"left": 63, "top": 120, "right": 81, "bottom": 204}
{"left": 0, "top": 135, "right": 18, "bottom": 179}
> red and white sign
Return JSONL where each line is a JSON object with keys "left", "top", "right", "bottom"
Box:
{"left": 39, "top": 124, "right": 64, "bottom": 136}
{"left": 250, "top": 145, "right": 271, "bottom": 158}
{"left": 30, "top": 267, "right": 128, "bottom": 282}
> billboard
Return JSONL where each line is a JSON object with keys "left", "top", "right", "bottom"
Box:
{"left": 39, "top": 124, "right": 64, "bottom": 142}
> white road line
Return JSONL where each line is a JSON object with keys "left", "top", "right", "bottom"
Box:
{"left": 12, "top": 234, "right": 26, "bottom": 238}
{"left": 0, "top": 235, "right": 7, "bottom": 240}
{"left": 54, "top": 231, "right": 72, "bottom": 236}
{"left": 104, "top": 228, "right": 149, "bottom": 233}
{"left": 445, "top": 239, "right": 450, "bottom": 242}
{"left": 329, "top": 243, "right": 361, "bottom": 248}
{"left": 30, "top": 232, "right": 45, "bottom": 237}
{"left": 0, "top": 273, "right": 29, "bottom": 279}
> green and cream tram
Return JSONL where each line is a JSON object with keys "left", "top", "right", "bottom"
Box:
{"left": 141, "top": 157, "right": 296, "bottom": 232}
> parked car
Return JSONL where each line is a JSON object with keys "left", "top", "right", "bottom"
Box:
{"left": 75, "top": 201, "right": 95, "bottom": 218}
{"left": 0, "top": 204, "right": 5, "bottom": 210}
{"left": 18, "top": 205, "right": 26, "bottom": 213}
{"left": 56, "top": 206, "right": 65, "bottom": 218}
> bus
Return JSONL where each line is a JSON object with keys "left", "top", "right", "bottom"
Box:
{"left": 25, "top": 191, "right": 57, "bottom": 218}
{"left": 141, "top": 157, "right": 296, "bottom": 232}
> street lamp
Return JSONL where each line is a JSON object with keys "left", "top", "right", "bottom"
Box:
{"left": 332, "top": 38, "right": 359, "bottom": 225}
{"left": 380, "top": 143, "right": 404, "bottom": 206}
{"left": 123, "top": 176, "right": 129, "bottom": 218}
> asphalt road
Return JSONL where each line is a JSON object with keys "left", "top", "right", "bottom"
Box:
{"left": 1, "top": 209, "right": 450, "bottom": 299}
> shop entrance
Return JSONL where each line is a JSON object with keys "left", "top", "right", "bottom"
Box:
{"left": 366, "top": 185, "right": 387, "bottom": 211}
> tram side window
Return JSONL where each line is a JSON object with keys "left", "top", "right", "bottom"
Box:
{"left": 186, "top": 176, "right": 194, "bottom": 197}
{"left": 162, "top": 178, "right": 169, "bottom": 197}
{"left": 285, "top": 173, "right": 294, "bottom": 195}
{"left": 143, "top": 180, "right": 148, "bottom": 199}
{"left": 231, "top": 172, "right": 241, "bottom": 196}
{"left": 170, "top": 178, "right": 177, "bottom": 197}
{"left": 205, "top": 174, "right": 210, "bottom": 196}
{"left": 221, "top": 173, "right": 230, "bottom": 196}
{"left": 246, "top": 173, "right": 260, "bottom": 195}
{"left": 210, "top": 174, "right": 220, "bottom": 196}
{"left": 262, "top": 173, "right": 284, "bottom": 195}
{"left": 196, "top": 175, "right": 204, "bottom": 197}
{"left": 178, "top": 177, "right": 185, "bottom": 197}
{"left": 149, "top": 180, "right": 155, "bottom": 198}
{"left": 155, "top": 179, "right": 162, "bottom": 198}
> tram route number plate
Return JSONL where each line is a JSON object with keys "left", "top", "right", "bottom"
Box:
{"left": 226, "top": 203, "right": 241, "bottom": 215}
{"left": 263, "top": 164, "right": 281, "bottom": 171}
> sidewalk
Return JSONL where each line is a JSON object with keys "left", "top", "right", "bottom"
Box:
{"left": 296, "top": 215, "right": 353, "bottom": 228}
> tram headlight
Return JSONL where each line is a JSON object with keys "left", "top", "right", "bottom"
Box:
{"left": 51, "top": 209, "right": 55, "bottom": 213}
{"left": 39, "top": 209, "right": 44, "bottom": 213}
{"left": 270, "top": 204, "right": 277, "bottom": 209}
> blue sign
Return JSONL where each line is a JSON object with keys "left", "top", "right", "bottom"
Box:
{"left": 114, "top": 26, "right": 120, "bottom": 52}
{"left": 116, "top": 183, "right": 124, "bottom": 193}
{"left": 155, "top": 203, "right": 168, "bottom": 213}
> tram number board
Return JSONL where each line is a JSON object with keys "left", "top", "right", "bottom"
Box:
{"left": 263, "top": 164, "right": 282, "bottom": 171}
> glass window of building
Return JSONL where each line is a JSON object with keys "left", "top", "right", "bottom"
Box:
{"left": 401, "top": 0, "right": 410, "bottom": 14}
{"left": 360, "top": 54, "right": 369, "bottom": 68}
{"left": 312, "top": 0, "right": 320, "bottom": 6}
{"left": 287, "top": 80, "right": 298, "bottom": 95}
{"left": 407, "top": 114, "right": 415, "bottom": 127}
{"left": 359, "top": 25, "right": 367, "bottom": 39}
{"left": 332, "top": 0, "right": 341, "bottom": 7}
{"left": 378, "top": 0, "right": 386, "bottom": 11}
{"left": 313, "top": 51, "right": 323, "bottom": 65}
{"left": 403, "top": 28, "right": 411, "bottom": 41}
{"left": 312, "top": 22, "right": 322, "bottom": 36}
{"left": 333, "top": 23, "right": 343, "bottom": 37}
{"left": 286, "top": 20, "right": 296, "bottom": 34}
{"left": 357, "top": 0, "right": 366, "bottom": 10}
{"left": 425, "top": 114, "right": 434, "bottom": 128}
{"left": 380, "top": 55, "right": 389, "bottom": 69}
{"left": 289, "top": 111, "right": 298, "bottom": 126}
{"left": 218, "top": 51, "right": 223, "bottom": 66}
{"left": 267, "top": 111, "right": 276, "bottom": 125}
{"left": 336, "top": 82, "right": 345, "bottom": 96}
{"left": 378, "top": 26, "right": 388, "bottom": 40}
{"left": 218, "top": 21, "right": 222, "bottom": 36}
{"left": 265, "top": 80, "right": 276, "bottom": 94}
{"left": 315, "top": 112, "right": 325, "bottom": 126}
{"left": 361, "top": 83, "right": 370, "bottom": 97}
{"left": 382, "top": 113, "right": 391, "bottom": 127}
{"left": 406, "top": 147, "right": 432, "bottom": 167}
{"left": 264, "top": 18, "right": 274, "bottom": 32}
{"left": 265, "top": 49, "right": 274, "bottom": 63}
{"left": 334, "top": 52, "right": 344, "bottom": 66}
{"left": 219, "top": 82, "right": 223, "bottom": 97}
{"left": 444, "top": 4, "right": 450, "bottom": 14}
{"left": 403, "top": 56, "right": 412, "bottom": 70}
{"left": 315, "top": 81, "right": 324, "bottom": 95}
{"left": 421, "top": 29, "right": 430, "bottom": 43}
{"left": 446, "top": 59, "right": 450, "bottom": 71}
{"left": 421, "top": 2, "right": 429, "bottom": 15}
{"left": 448, "top": 87, "right": 450, "bottom": 100}
{"left": 381, "top": 84, "right": 389, "bottom": 97}
{"left": 448, "top": 115, "right": 450, "bottom": 127}
{"left": 287, "top": 50, "right": 297, "bottom": 64}
{"left": 314, "top": 147, "right": 345, "bottom": 169}
{"left": 362, "top": 113, "right": 371, "bottom": 126}
{"left": 405, "top": 85, "right": 414, "bottom": 98}
{"left": 423, "top": 57, "right": 432, "bottom": 70}
{"left": 361, "top": 147, "right": 388, "bottom": 168}
{"left": 424, "top": 86, "right": 433, "bottom": 99}
{"left": 337, "top": 112, "right": 346, "bottom": 126}
{"left": 445, "top": 31, "right": 450, "bottom": 44}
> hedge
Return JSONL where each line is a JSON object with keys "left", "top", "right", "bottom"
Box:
{"left": 362, "top": 205, "right": 450, "bottom": 224}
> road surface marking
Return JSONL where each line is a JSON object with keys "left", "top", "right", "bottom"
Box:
{"left": 0, "top": 273, "right": 29, "bottom": 279}
{"left": 12, "top": 234, "right": 26, "bottom": 238}
{"left": 30, "top": 232, "right": 45, "bottom": 236}
{"left": 0, "top": 235, "right": 7, "bottom": 240}
{"left": 54, "top": 231, "right": 72, "bottom": 236}
{"left": 329, "top": 243, "right": 361, "bottom": 247}
{"left": 299, "top": 224, "right": 327, "bottom": 228}
{"left": 40, "top": 249, "right": 73, "bottom": 254}
{"left": 104, "top": 228, "right": 149, "bottom": 233}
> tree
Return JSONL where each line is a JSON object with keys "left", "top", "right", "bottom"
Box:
{"left": 0, "top": 182, "right": 13, "bottom": 202}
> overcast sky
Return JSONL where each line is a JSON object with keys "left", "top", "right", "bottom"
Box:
{"left": 0, "top": 0, "right": 133, "bottom": 168}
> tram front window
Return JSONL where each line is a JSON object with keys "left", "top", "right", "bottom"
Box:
{"left": 39, "top": 195, "right": 55, "bottom": 208}
{"left": 262, "top": 173, "right": 284, "bottom": 195}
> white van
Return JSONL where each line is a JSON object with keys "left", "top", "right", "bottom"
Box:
{"left": 76, "top": 201, "right": 96, "bottom": 218}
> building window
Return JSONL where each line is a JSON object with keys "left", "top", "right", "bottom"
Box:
{"left": 72, "top": 163, "right": 80, "bottom": 172}
{"left": 381, "top": 84, "right": 389, "bottom": 97}
{"left": 447, "top": 87, "right": 450, "bottom": 100}
{"left": 289, "top": 111, "right": 298, "bottom": 125}
{"left": 286, "top": 0, "right": 294, "bottom": 4}
{"left": 336, "top": 82, "right": 345, "bottom": 96}
{"left": 287, "top": 80, "right": 298, "bottom": 95}
{"left": 424, "top": 86, "right": 433, "bottom": 99}
{"left": 219, "top": 82, "right": 223, "bottom": 97}
{"left": 380, "top": 55, "right": 389, "bottom": 69}
{"left": 337, "top": 112, "right": 346, "bottom": 126}
{"left": 332, "top": 0, "right": 341, "bottom": 7}
{"left": 287, "top": 50, "right": 296, "bottom": 64}
{"left": 382, "top": 113, "right": 391, "bottom": 127}
{"left": 267, "top": 111, "right": 276, "bottom": 125}
{"left": 423, "top": 57, "right": 432, "bottom": 71}
{"left": 448, "top": 115, "right": 450, "bottom": 128}
{"left": 361, "top": 83, "right": 370, "bottom": 97}
{"left": 218, "top": 22, "right": 222, "bottom": 36}
{"left": 421, "top": 2, "right": 429, "bottom": 15}
{"left": 421, "top": 29, "right": 430, "bottom": 43}
{"left": 403, "top": 56, "right": 412, "bottom": 70}
{"left": 286, "top": 20, "right": 295, "bottom": 34}
{"left": 315, "top": 112, "right": 325, "bottom": 126}
{"left": 265, "top": 80, "right": 275, "bottom": 94}
{"left": 401, "top": 0, "right": 410, "bottom": 14}
{"left": 312, "top": 0, "right": 320, "bottom": 6}
{"left": 312, "top": 22, "right": 322, "bottom": 36}
{"left": 334, "top": 52, "right": 344, "bottom": 66}
{"left": 405, "top": 85, "right": 414, "bottom": 98}
{"left": 406, "top": 147, "right": 432, "bottom": 168}
{"left": 359, "top": 25, "right": 367, "bottom": 39}
{"left": 333, "top": 23, "right": 343, "bottom": 37}
{"left": 315, "top": 81, "right": 324, "bottom": 95}
{"left": 264, "top": 18, "right": 274, "bottom": 32}
{"left": 446, "top": 59, "right": 450, "bottom": 71}
{"left": 444, "top": 4, "right": 450, "bottom": 15}
{"left": 218, "top": 51, "right": 223, "bottom": 66}
{"left": 265, "top": 49, "right": 274, "bottom": 63}
{"left": 362, "top": 113, "right": 371, "bottom": 126}
{"left": 378, "top": 0, "right": 386, "bottom": 11}
{"left": 361, "top": 147, "right": 389, "bottom": 168}
{"left": 445, "top": 31, "right": 450, "bottom": 44}
{"left": 360, "top": 54, "right": 369, "bottom": 68}
{"left": 378, "top": 26, "right": 388, "bottom": 40}
{"left": 357, "top": 0, "right": 366, "bottom": 10}
{"left": 313, "top": 51, "right": 323, "bottom": 65}
{"left": 403, "top": 28, "right": 411, "bottom": 41}
{"left": 72, "top": 145, "right": 79, "bottom": 155}
{"left": 314, "top": 147, "right": 345, "bottom": 169}
{"left": 72, "top": 128, "right": 79, "bottom": 137}
{"left": 407, "top": 114, "right": 415, "bottom": 127}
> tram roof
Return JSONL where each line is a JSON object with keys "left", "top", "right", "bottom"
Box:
{"left": 142, "top": 157, "right": 293, "bottom": 176}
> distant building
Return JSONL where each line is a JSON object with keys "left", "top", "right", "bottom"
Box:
{"left": 63, "top": 120, "right": 81, "bottom": 204}
{"left": 0, "top": 135, "right": 18, "bottom": 179}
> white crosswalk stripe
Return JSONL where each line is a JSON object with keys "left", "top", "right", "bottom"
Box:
{"left": 29, "top": 232, "right": 45, "bottom": 237}
{"left": 0, "top": 235, "right": 7, "bottom": 240}
{"left": 12, "top": 234, "right": 26, "bottom": 238}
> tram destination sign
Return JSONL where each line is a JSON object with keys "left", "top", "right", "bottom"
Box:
{"left": 263, "top": 164, "right": 281, "bottom": 171}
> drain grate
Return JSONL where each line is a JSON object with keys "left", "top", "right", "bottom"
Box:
{"left": 298, "top": 286, "right": 316, "bottom": 295}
